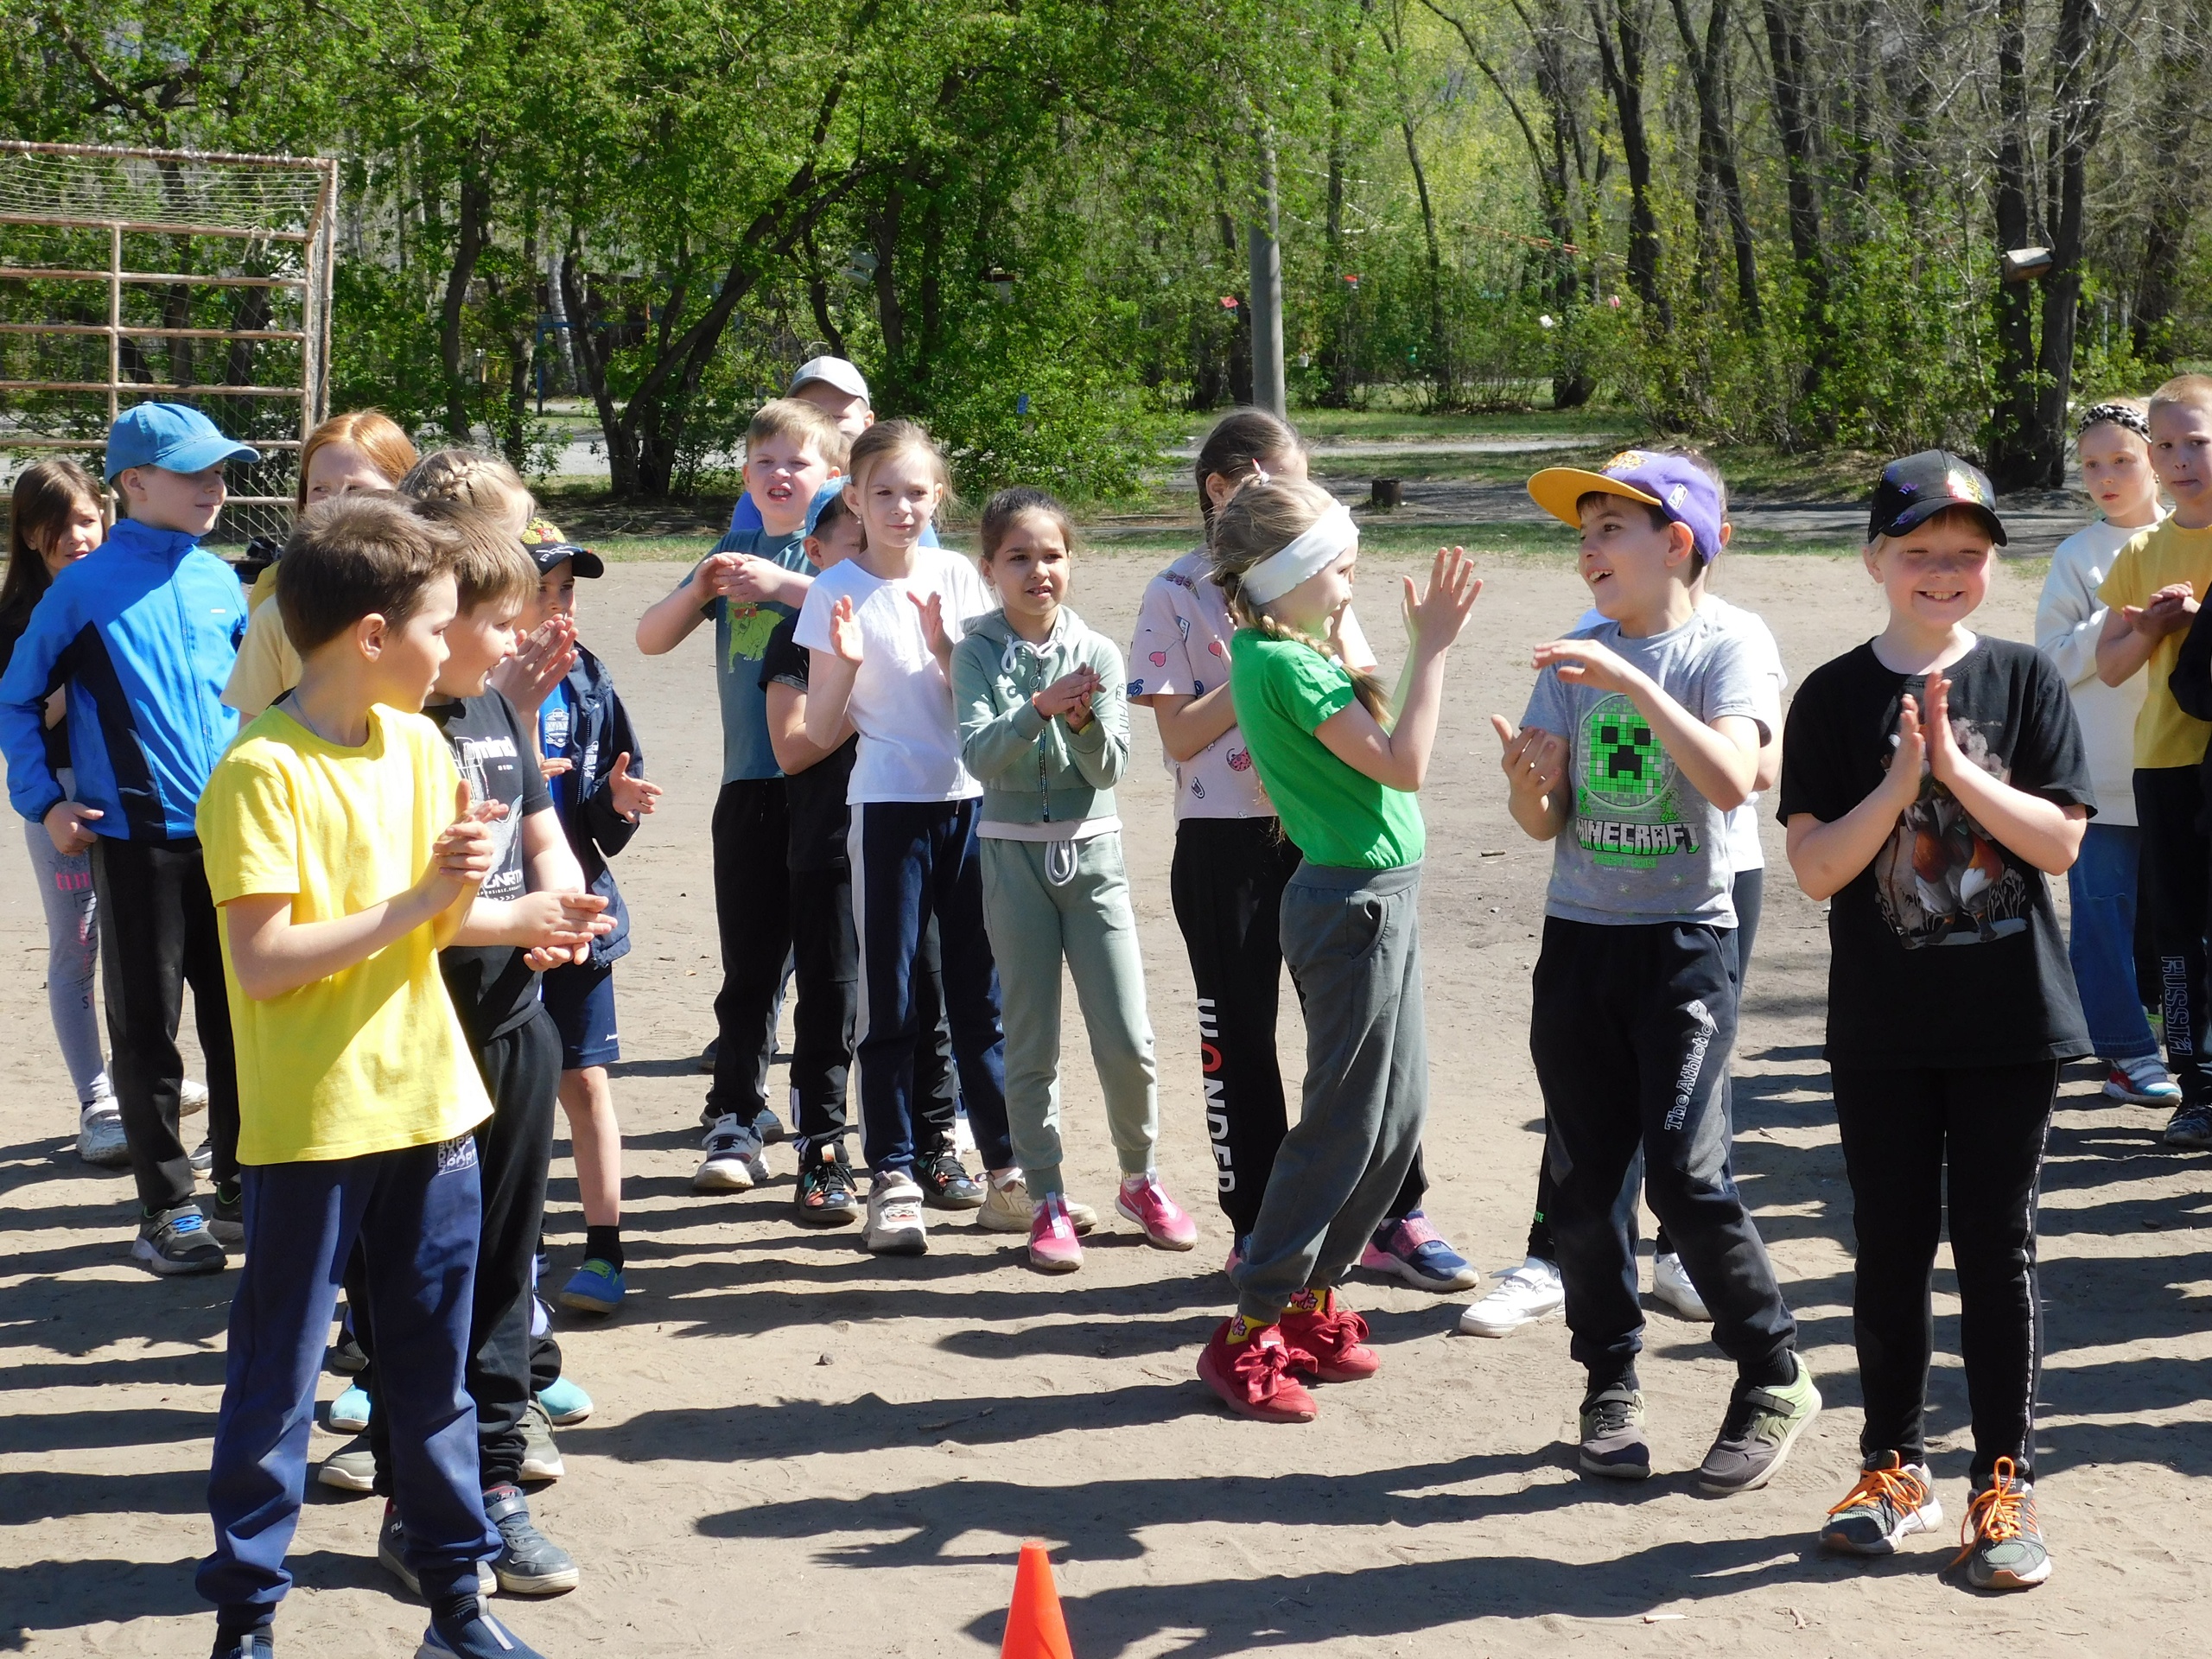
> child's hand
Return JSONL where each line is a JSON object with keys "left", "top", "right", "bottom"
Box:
{"left": 1885, "top": 690, "right": 1929, "bottom": 804}
{"left": 1031, "top": 665, "right": 1097, "bottom": 721}
{"left": 43, "top": 798, "right": 102, "bottom": 856}
{"left": 492, "top": 617, "right": 577, "bottom": 716}
{"left": 608, "top": 751, "right": 662, "bottom": 820}
{"left": 539, "top": 756, "right": 573, "bottom": 779}
{"left": 1531, "top": 637, "right": 1641, "bottom": 696}
{"left": 828, "top": 594, "right": 865, "bottom": 664}
{"left": 696, "top": 553, "right": 746, "bottom": 600}
{"left": 510, "top": 888, "right": 612, "bottom": 952}
{"left": 909, "top": 590, "right": 951, "bottom": 660}
{"left": 2139, "top": 582, "right": 2199, "bottom": 638}
{"left": 1402, "top": 545, "right": 1483, "bottom": 651}
{"left": 721, "top": 555, "right": 791, "bottom": 606}
{"left": 1491, "top": 715, "right": 1567, "bottom": 800}
{"left": 1919, "top": 670, "right": 1966, "bottom": 788}
{"left": 423, "top": 781, "right": 506, "bottom": 907}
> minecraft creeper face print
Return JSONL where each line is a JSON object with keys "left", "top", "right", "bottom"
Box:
{"left": 1575, "top": 692, "right": 1697, "bottom": 866}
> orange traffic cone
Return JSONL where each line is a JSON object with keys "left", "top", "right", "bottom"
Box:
{"left": 1001, "top": 1540, "right": 1074, "bottom": 1659}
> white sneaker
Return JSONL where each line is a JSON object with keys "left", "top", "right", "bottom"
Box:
{"left": 1651, "top": 1251, "right": 1713, "bottom": 1321}
{"left": 181, "top": 1077, "right": 210, "bottom": 1117}
{"left": 2105, "top": 1054, "right": 2184, "bottom": 1104}
{"left": 692, "top": 1114, "right": 760, "bottom": 1192}
{"left": 1458, "top": 1255, "right": 1565, "bottom": 1337}
{"left": 77, "top": 1102, "right": 130, "bottom": 1167}
{"left": 864, "top": 1171, "right": 928, "bottom": 1255}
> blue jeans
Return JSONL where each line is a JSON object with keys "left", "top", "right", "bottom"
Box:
{"left": 200, "top": 1138, "right": 496, "bottom": 1637}
{"left": 2068, "top": 823, "right": 2159, "bottom": 1064}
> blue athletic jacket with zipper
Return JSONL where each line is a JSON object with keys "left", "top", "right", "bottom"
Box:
{"left": 0, "top": 518, "right": 245, "bottom": 842}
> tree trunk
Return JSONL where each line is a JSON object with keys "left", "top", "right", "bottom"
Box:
{"left": 2031, "top": 0, "right": 2102, "bottom": 486}
{"left": 2133, "top": 19, "right": 2203, "bottom": 357}
{"left": 1758, "top": 0, "right": 1830, "bottom": 428}
{"left": 440, "top": 156, "right": 493, "bottom": 443}
{"left": 1399, "top": 114, "right": 1450, "bottom": 404}
{"left": 1988, "top": 0, "right": 2041, "bottom": 487}
{"left": 1668, "top": 0, "right": 1761, "bottom": 327}
{"left": 1588, "top": 0, "right": 1671, "bottom": 331}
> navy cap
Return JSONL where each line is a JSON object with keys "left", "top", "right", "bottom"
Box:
{"left": 105, "top": 403, "right": 259, "bottom": 482}
{"left": 519, "top": 517, "right": 604, "bottom": 578}
{"left": 1867, "top": 450, "right": 2006, "bottom": 546}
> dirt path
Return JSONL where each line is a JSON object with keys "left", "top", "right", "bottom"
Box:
{"left": 3, "top": 552, "right": 2208, "bottom": 1657}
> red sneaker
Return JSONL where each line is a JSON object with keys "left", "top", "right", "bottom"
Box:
{"left": 1197, "top": 1320, "right": 1319, "bottom": 1423}
{"left": 1279, "top": 1293, "right": 1381, "bottom": 1382}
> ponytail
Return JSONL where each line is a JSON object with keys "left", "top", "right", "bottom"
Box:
{"left": 1209, "top": 478, "right": 1391, "bottom": 721}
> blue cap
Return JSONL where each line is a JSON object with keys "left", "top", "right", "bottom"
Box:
{"left": 105, "top": 403, "right": 260, "bottom": 482}
{"left": 1528, "top": 450, "right": 1726, "bottom": 562}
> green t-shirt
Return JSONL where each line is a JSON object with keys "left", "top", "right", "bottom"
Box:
{"left": 1229, "top": 629, "right": 1424, "bottom": 869}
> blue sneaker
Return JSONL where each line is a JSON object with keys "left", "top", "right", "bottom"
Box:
{"left": 416, "top": 1601, "right": 547, "bottom": 1659}
{"left": 1360, "top": 1210, "right": 1480, "bottom": 1292}
{"left": 328, "top": 1382, "right": 372, "bottom": 1433}
{"left": 535, "top": 1374, "right": 593, "bottom": 1427}
{"left": 556, "top": 1258, "right": 625, "bottom": 1316}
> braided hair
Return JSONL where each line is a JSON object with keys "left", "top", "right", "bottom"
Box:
{"left": 1209, "top": 478, "right": 1392, "bottom": 721}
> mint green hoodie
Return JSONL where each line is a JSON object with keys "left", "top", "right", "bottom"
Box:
{"left": 953, "top": 607, "right": 1129, "bottom": 826}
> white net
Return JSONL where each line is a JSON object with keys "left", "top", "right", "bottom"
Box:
{"left": 0, "top": 143, "right": 327, "bottom": 236}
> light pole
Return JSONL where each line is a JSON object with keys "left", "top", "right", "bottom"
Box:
{"left": 1249, "top": 133, "right": 1287, "bottom": 418}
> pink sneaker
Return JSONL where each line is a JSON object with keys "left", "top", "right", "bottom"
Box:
{"left": 1116, "top": 1173, "right": 1198, "bottom": 1251}
{"left": 1027, "top": 1193, "right": 1084, "bottom": 1273}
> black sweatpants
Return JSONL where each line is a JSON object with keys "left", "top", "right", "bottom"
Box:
{"left": 358, "top": 1006, "right": 560, "bottom": 1491}
{"left": 709, "top": 778, "right": 792, "bottom": 1123}
{"left": 1531, "top": 918, "right": 1796, "bottom": 1382}
{"left": 2134, "top": 766, "right": 2211, "bottom": 1104}
{"left": 1169, "top": 816, "right": 1426, "bottom": 1239}
{"left": 90, "top": 835, "right": 239, "bottom": 1212}
{"left": 1527, "top": 868, "right": 1764, "bottom": 1261}
{"left": 1831, "top": 1061, "right": 2056, "bottom": 1483}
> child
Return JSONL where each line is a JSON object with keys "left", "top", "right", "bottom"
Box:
{"left": 0, "top": 403, "right": 253, "bottom": 1271}
{"left": 2096, "top": 373, "right": 2212, "bottom": 1150}
{"left": 793, "top": 419, "right": 1018, "bottom": 1254}
{"left": 1192, "top": 479, "right": 1480, "bottom": 1423}
{"left": 225, "top": 409, "right": 421, "bottom": 720}
{"left": 2, "top": 459, "right": 120, "bottom": 1163}
{"left": 509, "top": 521, "right": 660, "bottom": 1310}
{"left": 1500, "top": 449, "right": 1813, "bottom": 1490}
{"left": 955, "top": 488, "right": 1198, "bottom": 1272}
{"left": 637, "top": 402, "right": 869, "bottom": 1194}
{"left": 194, "top": 491, "right": 553, "bottom": 1659}
{"left": 2036, "top": 402, "right": 2178, "bottom": 1108}
{"left": 1782, "top": 450, "right": 2090, "bottom": 1589}
{"left": 722, "top": 359, "right": 942, "bottom": 553}
{"left": 1464, "top": 446, "right": 1785, "bottom": 1338}
{"left": 1128, "top": 409, "right": 1478, "bottom": 1293}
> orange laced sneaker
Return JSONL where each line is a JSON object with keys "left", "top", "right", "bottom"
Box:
{"left": 1278, "top": 1290, "right": 1382, "bottom": 1382}
{"left": 1951, "top": 1457, "right": 2050, "bottom": 1591}
{"left": 1819, "top": 1452, "right": 1942, "bottom": 1555}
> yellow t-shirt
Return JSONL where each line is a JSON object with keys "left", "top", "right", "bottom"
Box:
{"left": 197, "top": 703, "right": 492, "bottom": 1165}
{"left": 222, "top": 594, "right": 302, "bottom": 721}
{"left": 2098, "top": 518, "right": 2212, "bottom": 769}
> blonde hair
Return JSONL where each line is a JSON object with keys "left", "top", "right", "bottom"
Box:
{"left": 847, "top": 419, "right": 952, "bottom": 501}
{"left": 748, "top": 398, "right": 849, "bottom": 471}
{"left": 409, "top": 496, "right": 536, "bottom": 613}
{"left": 2150, "top": 376, "right": 2212, "bottom": 422}
{"left": 296, "top": 410, "right": 419, "bottom": 511}
{"left": 1208, "top": 478, "right": 1390, "bottom": 721}
{"left": 397, "top": 448, "right": 534, "bottom": 536}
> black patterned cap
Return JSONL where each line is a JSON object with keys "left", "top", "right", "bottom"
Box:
{"left": 1867, "top": 449, "right": 2006, "bottom": 546}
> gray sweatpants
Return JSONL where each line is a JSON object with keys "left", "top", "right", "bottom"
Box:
{"left": 1234, "top": 860, "right": 1427, "bottom": 1321}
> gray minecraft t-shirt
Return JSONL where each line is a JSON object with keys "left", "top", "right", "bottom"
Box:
{"left": 1519, "top": 611, "right": 1767, "bottom": 927}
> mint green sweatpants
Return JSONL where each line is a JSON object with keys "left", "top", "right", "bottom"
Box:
{"left": 979, "top": 833, "right": 1158, "bottom": 1198}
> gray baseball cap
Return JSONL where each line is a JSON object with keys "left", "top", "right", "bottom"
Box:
{"left": 789, "top": 356, "right": 870, "bottom": 405}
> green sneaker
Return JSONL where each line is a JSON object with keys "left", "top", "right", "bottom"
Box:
{"left": 1698, "top": 1354, "right": 1821, "bottom": 1494}
{"left": 1578, "top": 1384, "right": 1651, "bottom": 1480}
{"left": 1954, "top": 1458, "right": 2050, "bottom": 1591}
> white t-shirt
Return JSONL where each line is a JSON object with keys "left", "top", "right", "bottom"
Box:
{"left": 2035, "top": 515, "right": 2159, "bottom": 828}
{"left": 1571, "top": 594, "right": 1785, "bottom": 872}
{"left": 1129, "top": 549, "right": 1374, "bottom": 821}
{"left": 795, "top": 546, "right": 995, "bottom": 804}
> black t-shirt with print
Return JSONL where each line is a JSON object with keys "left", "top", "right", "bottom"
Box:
{"left": 428, "top": 689, "right": 554, "bottom": 1045}
{"left": 761, "top": 616, "right": 857, "bottom": 872}
{"left": 1777, "top": 636, "right": 2094, "bottom": 1068}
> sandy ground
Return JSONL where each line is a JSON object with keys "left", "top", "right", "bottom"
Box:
{"left": 3, "top": 549, "right": 2209, "bottom": 1658}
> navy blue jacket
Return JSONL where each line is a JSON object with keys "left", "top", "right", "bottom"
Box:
{"left": 0, "top": 518, "right": 245, "bottom": 841}
{"left": 550, "top": 642, "right": 642, "bottom": 966}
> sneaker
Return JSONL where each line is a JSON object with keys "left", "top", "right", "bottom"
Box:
{"left": 793, "top": 1142, "right": 863, "bottom": 1227}
{"left": 2164, "top": 1102, "right": 2212, "bottom": 1150}
{"left": 1698, "top": 1355, "right": 1822, "bottom": 1494}
{"left": 328, "top": 1329, "right": 367, "bottom": 1375}
{"left": 863, "top": 1170, "right": 928, "bottom": 1255}
{"left": 131, "top": 1205, "right": 226, "bottom": 1275}
{"left": 535, "top": 1375, "right": 593, "bottom": 1427}
{"left": 328, "top": 1382, "right": 372, "bottom": 1433}
{"left": 484, "top": 1484, "right": 579, "bottom": 1595}
{"left": 1278, "top": 1290, "right": 1381, "bottom": 1382}
{"left": 1650, "top": 1251, "right": 1712, "bottom": 1321}
{"left": 918, "top": 1149, "right": 986, "bottom": 1211}
{"left": 1196, "top": 1319, "right": 1319, "bottom": 1423}
{"left": 1459, "top": 1256, "right": 1566, "bottom": 1337}
{"left": 751, "top": 1103, "right": 788, "bottom": 1146}
{"left": 1359, "top": 1211, "right": 1479, "bottom": 1292}
{"left": 1579, "top": 1384, "right": 1651, "bottom": 1480}
{"left": 181, "top": 1077, "right": 210, "bottom": 1116}
{"left": 691, "top": 1114, "right": 764, "bottom": 1191}
{"left": 976, "top": 1173, "right": 1097, "bottom": 1235}
{"left": 2106, "top": 1056, "right": 2183, "bottom": 1105}
{"left": 418, "top": 1601, "right": 547, "bottom": 1659}
{"left": 378, "top": 1503, "right": 494, "bottom": 1599}
{"left": 518, "top": 1400, "right": 563, "bottom": 1483}
{"left": 1953, "top": 1457, "right": 2050, "bottom": 1591}
{"left": 214, "top": 1631, "right": 276, "bottom": 1659}
{"left": 189, "top": 1140, "right": 213, "bottom": 1175}
{"left": 76, "top": 1101, "right": 129, "bottom": 1166}
{"left": 557, "top": 1258, "right": 625, "bottom": 1315}
{"left": 1027, "top": 1193, "right": 1084, "bottom": 1273}
{"left": 318, "top": 1438, "right": 378, "bottom": 1494}
{"left": 1116, "top": 1173, "right": 1198, "bottom": 1250}
{"left": 206, "top": 1183, "right": 245, "bottom": 1249}
{"left": 1821, "top": 1452, "right": 1943, "bottom": 1555}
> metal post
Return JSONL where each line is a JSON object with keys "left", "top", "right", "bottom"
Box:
{"left": 1248, "top": 136, "right": 1286, "bottom": 419}
{"left": 105, "top": 221, "right": 121, "bottom": 525}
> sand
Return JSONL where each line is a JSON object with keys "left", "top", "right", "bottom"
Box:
{"left": 3, "top": 549, "right": 2209, "bottom": 1658}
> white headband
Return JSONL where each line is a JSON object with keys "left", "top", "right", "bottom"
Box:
{"left": 1239, "top": 501, "right": 1357, "bottom": 605}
